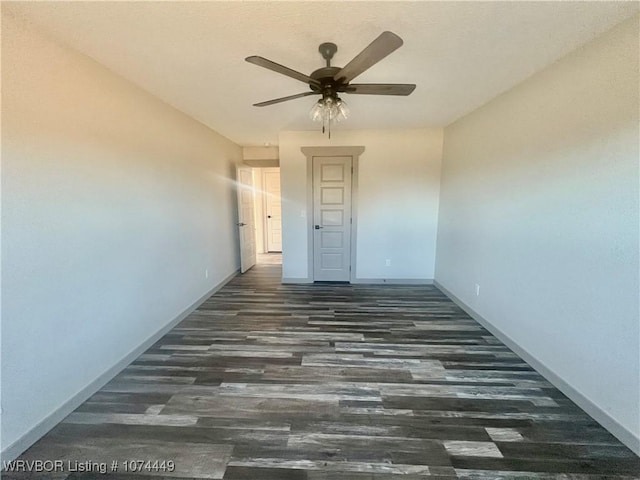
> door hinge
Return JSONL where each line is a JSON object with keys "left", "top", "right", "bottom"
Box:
{"left": 350, "top": 218, "right": 352, "bottom": 224}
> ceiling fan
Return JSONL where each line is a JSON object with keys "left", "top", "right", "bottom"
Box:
{"left": 245, "top": 31, "right": 416, "bottom": 137}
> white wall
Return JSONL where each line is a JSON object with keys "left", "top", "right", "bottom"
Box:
{"left": 435, "top": 15, "right": 639, "bottom": 452}
{"left": 279, "top": 129, "right": 442, "bottom": 281}
{"left": 243, "top": 146, "right": 279, "bottom": 162}
{"left": 1, "top": 11, "right": 242, "bottom": 458}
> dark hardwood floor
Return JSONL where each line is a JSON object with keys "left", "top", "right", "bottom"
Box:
{"left": 5, "top": 264, "right": 639, "bottom": 479}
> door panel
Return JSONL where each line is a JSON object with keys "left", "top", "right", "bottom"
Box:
{"left": 320, "top": 164, "right": 345, "bottom": 181}
{"left": 321, "top": 253, "right": 343, "bottom": 269}
{"left": 321, "top": 231, "right": 344, "bottom": 249}
{"left": 313, "top": 156, "right": 352, "bottom": 282}
{"left": 321, "top": 210, "right": 343, "bottom": 226}
{"left": 236, "top": 167, "right": 256, "bottom": 273}
{"left": 321, "top": 187, "right": 344, "bottom": 204}
{"left": 263, "top": 169, "right": 282, "bottom": 252}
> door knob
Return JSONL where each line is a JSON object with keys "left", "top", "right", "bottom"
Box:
{"left": 237, "top": 222, "right": 246, "bottom": 227}
{"left": 267, "top": 215, "right": 272, "bottom": 218}
{"left": 314, "top": 225, "right": 323, "bottom": 230}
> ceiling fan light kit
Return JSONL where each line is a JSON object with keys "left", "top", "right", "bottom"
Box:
{"left": 309, "top": 96, "right": 349, "bottom": 138}
{"left": 246, "top": 31, "right": 416, "bottom": 138}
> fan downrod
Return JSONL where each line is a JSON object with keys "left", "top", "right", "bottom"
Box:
{"left": 318, "top": 42, "right": 337, "bottom": 67}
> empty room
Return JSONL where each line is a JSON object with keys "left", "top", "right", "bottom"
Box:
{"left": 1, "top": 1, "right": 639, "bottom": 478}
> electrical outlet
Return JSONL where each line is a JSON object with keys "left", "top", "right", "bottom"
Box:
{"left": 385, "top": 259, "right": 391, "bottom": 267}
{"left": 475, "top": 284, "right": 480, "bottom": 296}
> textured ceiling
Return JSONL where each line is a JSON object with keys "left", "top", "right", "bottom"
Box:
{"left": 6, "top": 1, "right": 639, "bottom": 146}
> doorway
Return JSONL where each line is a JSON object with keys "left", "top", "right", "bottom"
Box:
{"left": 312, "top": 156, "right": 352, "bottom": 281}
{"left": 236, "top": 166, "right": 283, "bottom": 272}
{"left": 301, "top": 146, "right": 365, "bottom": 283}
{"left": 262, "top": 168, "right": 282, "bottom": 253}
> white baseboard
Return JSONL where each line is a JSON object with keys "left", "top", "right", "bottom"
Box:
{"left": 1, "top": 269, "right": 239, "bottom": 463}
{"left": 353, "top": 278, "right": 434, "bottom": 285}
{"left": 434, "top": 280, "right": 640, "bottom": 455}
{"left": 281, "top": 277, "right": 434, "bottom": 285}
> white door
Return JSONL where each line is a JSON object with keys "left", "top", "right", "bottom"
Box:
{"left": 236, "top": 167, "right": 256, "bottom": 273}
{"left": 263, "top": 169, "right": 282, "bottom": 252}
{"left": 313, "top": 156, "right": 352, "bottom": 282}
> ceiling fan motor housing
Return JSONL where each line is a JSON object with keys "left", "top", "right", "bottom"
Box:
{"left": 310, "top": 66, "right": 343, "bottom": 95}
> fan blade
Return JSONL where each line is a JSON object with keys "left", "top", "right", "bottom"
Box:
{"left": 333, "top": 31, "right": 404, "bottom": 83}
{"left": 246, "top": 56, "right": 320, "bottom": 88}
{"left": 253, "top": 91, "right": 317, "bottom": 107}
{"left": 344, "top": 83, "right": 416, "bottom": 96}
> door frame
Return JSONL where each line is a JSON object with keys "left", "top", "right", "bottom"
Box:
{"left": 301, "top": 146, "right": 365, "bottom": 283}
